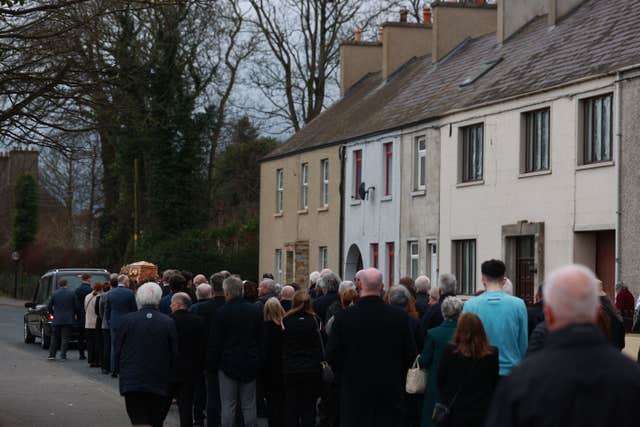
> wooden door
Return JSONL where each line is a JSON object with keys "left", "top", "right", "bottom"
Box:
{"left": 596, "top": 230, "right": 615, "bottom": 300}
{"left": 515, "top": 236, "right": 535, "bottom": 305}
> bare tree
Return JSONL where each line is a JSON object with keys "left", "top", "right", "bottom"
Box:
{"left": 248, "top": 0, "right": 401, "bottom": 133}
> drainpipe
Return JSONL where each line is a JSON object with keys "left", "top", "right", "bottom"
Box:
{"left": 338, "top": 145, "right": 346, "bottom": 278}
{"left": 615, "top": 71, "right": 622, "bottom": 286}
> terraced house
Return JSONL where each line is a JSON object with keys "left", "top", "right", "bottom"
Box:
{"left": 259, "top": 0, "right": 640, "bottom": 299}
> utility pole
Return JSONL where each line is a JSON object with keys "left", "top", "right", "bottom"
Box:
{"left": 133, "top": 158, "right": 139, "bottom": 258}
{"left": 11, "top": 251, "right": 20, "bottom": 299}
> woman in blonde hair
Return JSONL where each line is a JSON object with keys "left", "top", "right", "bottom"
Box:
{"left": 282, "top": 291, "right": 323, "bottom": 427}
{"left": 262, "top": 297, "right": 285, "bottom": 427}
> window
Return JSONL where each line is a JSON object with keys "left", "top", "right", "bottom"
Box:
{"left": 320, "top": 159, "right": 329, "bottom": 207}
{"left": 300, "top": 163, "right": 309, "bottom": 209}
{"left": 384, "top": 142, "right": 393, "bottom": 196}
{"left": 581, "top": 94, "right": 613, "bottom": 164}
{"left": 523, "top": 108, "right": 550, "bottom": 173}
{"left": 460, "top": 124, "right": 484, "bottom": 182}
{"left": 353, "top": 150, "right": 363, "bottom": 199}
{"left": 371, "top": 243, "right": 379, "bottom": 268}
{"left": 319, "top": 246, "right": 328, "bottom": 270}
{"left": 276, "top": 169, "right": 284, "bottom": 213}
{"left": 415, "top": 137, "right": 426, "bottom": 190}
{"left": 386, "top": 242, "right": 395, "bottom": 286}
{"left": 452, "top": 240, "right": 476, "bottom": 295}
{"left": 409, "top": 241, "right": 419, "bottom": 280}
{"left": 274, "top": 249, "right": 283, "bottom": 284}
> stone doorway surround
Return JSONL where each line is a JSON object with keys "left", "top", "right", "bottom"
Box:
{"left": 502, "top": 221, "right": 544, "bottom": 303}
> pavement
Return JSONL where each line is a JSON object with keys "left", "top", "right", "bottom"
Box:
{"left": 0, "top": 300, "right": 180, "bottom": 427}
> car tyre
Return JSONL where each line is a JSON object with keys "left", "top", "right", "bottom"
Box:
{"left": 40, "top": 324, "right": 50, "bottom": 349}
{"left": 24, "top": 321, "right": 35, "bottom": 344}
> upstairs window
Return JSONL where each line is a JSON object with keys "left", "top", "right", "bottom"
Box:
{"left": 415, "top": 137, "right": 426, "bottom": 190}
{"left": 276, "top": 169, "right": 284, "bottom": 213}
{"left": 384, "top": 142, "right": 393, "bottom": 196}
{"left": 453, "top": 239, "right": 476, "bottom": 295}
{"left": 581, "top": 94, "right": 612, "bottom": 165}
{"left": 300, "top": 163, "right": 309, "bottom": 209}
{"left": 319, "top": 246, "right": 328, "bottom": 270}
{"left": 409, "top": 241, "right": 419, "bottom": 280}
{"left": 320, "top": 159, "right": 329, "bottom": 207}
{"left": 460, "top": 124, "right": 484, "bottom": 183}
{"left": 274, "top": 249, "right": 283, "bottom": 284}
{"left": 523, "top": 108, "right": 550, "bottom": 173}
{"left": 353, "top": 150, "right": 363, "bottom": 199}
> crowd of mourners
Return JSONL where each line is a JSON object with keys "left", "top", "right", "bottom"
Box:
{"left": 45, "top": 259, "right": 640, "bottom": 427}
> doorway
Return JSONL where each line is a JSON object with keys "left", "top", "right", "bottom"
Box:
{"left": 515, "top": 236, "right": 535, "bottom": 304}
{"left": 345, "top": 244, "right": 363, "bottom": 282}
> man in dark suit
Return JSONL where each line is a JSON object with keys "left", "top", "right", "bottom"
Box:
{"left": 115, "top": 282, "right": 178, "bottom": 427}
{"left": 200, "top": 273, "right": 227, "bottom": 427}
{"left": 106, "top": 274, "right": 137, "bottom": 377}
{"left": 75, "top": 273, "right": 93, "bottom": 360}
{"left": 47, "top": 279, "right": 77, "bottom": 361}
{"left": 164, "top": 292, "right": 205, "bottom": 427}
{"left": 327, "top": 268, "right": 416, "bottom": 427}
{"left": 312, "top": 271, "right": 340, "bottom": 322}
{"left": 210, "top": 275, "right": 263, "bottom": 427}
{"left": 486, "top": 264, "right": 640, "bottom": 427}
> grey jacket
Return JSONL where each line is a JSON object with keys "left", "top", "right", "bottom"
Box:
{"left": 99, "top": 290, "right": 110, "bottom": 330}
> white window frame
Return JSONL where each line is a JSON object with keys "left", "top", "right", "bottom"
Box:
{"left": 415, "top": 137, "right": 427, "bottom": 190}
{"left": 319, "top": 246, "right": 328, "bottom": 270}
{"left": 409, "top": 241, "right": 419, "bottom": 280}
{"left": 274, "top": 249, "right": 283, "bottom": 284}
{"left": 320, "top": 159, "right": 329, "bottom": 207}
{"left": 300, "top": 163, "right": 309, "bottom": 209}
{"left": 276, "top": 169, "right": 284, "bottom": 213}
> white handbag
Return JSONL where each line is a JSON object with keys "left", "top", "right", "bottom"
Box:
{"left": 405, "top": 355, "right": 427, "bottom": 394}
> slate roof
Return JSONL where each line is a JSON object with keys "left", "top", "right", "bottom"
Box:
{"left": 263, "top": 0, "right": 640, "bottom": 160}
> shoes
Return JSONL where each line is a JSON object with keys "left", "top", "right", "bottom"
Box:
{"left": 111, "top": 373, "right": 118, "bottom": 378}
{"left": 60, "top": 355, "right": 67, "bottom": 360}
{"left": 47, "top": 356, "right": 55, "bottom": 361}
{"left": 101, "top": 369, "right": 110, "bottom": 375}
{"left": 79, "top": 354, "right": 86, "bottom": 360}
{"left": 90, "top": 363, "right": 100, "bottom": 368}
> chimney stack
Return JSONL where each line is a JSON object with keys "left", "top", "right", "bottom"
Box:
{"left": 378, "top": 27, "right": 384, "bottom": 43}
{"left": 423, "top": 7, "right": 432, "bottom": 24}
{"left": 399, "top": 7, "right": 408, "bottom": 23}
{"left": 548, "top": 0, "right": 585, "bottom": 25}
{"left": 431, "top": 1, "right": 497, "bottom": 63}
{"left": 339, "top": 37, "right": 383, "bottom": 96}
{"left": 354, "top": 28, "right": 362, "bottom": 42}
{"left": 497, "top": 0, "right": 547, "bottom": 43}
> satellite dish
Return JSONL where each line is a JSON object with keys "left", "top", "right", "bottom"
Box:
{"left": 358, "top": 182, "right": 367, "bottom": 200}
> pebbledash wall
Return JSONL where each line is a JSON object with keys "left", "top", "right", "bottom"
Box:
{"left": 439, "top": 76, "right": 618, "bottom": 300}
{"left": 259, "top": 145, "right": 341, "bottom": 286}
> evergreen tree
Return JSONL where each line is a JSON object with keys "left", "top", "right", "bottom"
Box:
{"left": 12, "top": 174, "right": 39, "bottom": 252}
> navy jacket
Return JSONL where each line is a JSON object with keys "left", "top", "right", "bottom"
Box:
{"left": 75, "top": 282, "right": 92, "bottom": 325}
{"left": 105, "top": 286, "right": 137, "bottom": 331}
{"left": 115, "top": 307, "right": 178, "bottom": 396}
{"left": 159, "top": 292, "right": 173, "bottom": 315}
{"left": 47, "top": 286, "right": 77, "bottom": 326}
{"left": 313, "top": 291, "right": 339, "bottom": 323}
{"left": 210, "top": 297, "right": 263, "bottom": 382}
{"left": 171, "top": 309, "right": 205, "bottom": 382}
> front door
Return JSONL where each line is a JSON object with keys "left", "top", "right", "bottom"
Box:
{"left": 515, "top": 236, "right": 535, "bottom": 304}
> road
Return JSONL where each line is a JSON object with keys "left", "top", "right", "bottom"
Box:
{"left": 0, "top": 301, "right": 180, "bottom": 427}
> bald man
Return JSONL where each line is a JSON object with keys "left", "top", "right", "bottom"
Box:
{"left": 326, "top": 268, "right": 416, "bottom": 426}
{"left": 486, "top": 264, "right": 640, "bottom": 427}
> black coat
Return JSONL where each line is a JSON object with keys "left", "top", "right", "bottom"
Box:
{"left": 312, "top": 291, "right": 339, "bottom": 323}
{"left": 115, "top": 307, "right": 178, "bottom": 397}
{"left": 75, "top": 282, "right": 92, "bottom": 324}
{"left": 437, "top": 344, "right": 499, "bottom": 427}
{"left": 171, "top": 309, "right": 205, "bottom": 383}
{"left": 415, "top": 293, "right": 429, "bottom": 318}
{"left": 211, "top": 297, "right": 263, "bottom": 382}
{"left": 282, "top": 312, "right": 323, "bottom": 375}
{"left": 262, "top": 320, "right": 284, "bottom": 386}
{"left": 408, "top": 316, "right": 424, "bottom": 353}
{"left": 280, "top": 299, "right": 292, "bottom": 312}
{"left": 48, "top": 286, "right": 77, "bottom": 326}
{"left": 527, "top": 302, "right": 544, "bottom": 336}
{"left": 192, "top": 295, "right": 225, "bottom": 346}
{"left": 486, "top": 324, "right": 640, "bottom": 427}
{"left": 326, "top": 296, "right": 417, "bottom": 427}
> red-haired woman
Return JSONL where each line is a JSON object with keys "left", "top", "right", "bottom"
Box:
{"left": 436, "top": 312, "right": 499, "bottom": 427}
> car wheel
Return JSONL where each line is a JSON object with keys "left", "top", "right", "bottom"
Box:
{"left": 24, "top": 321, "right": 35, "bottom": 344}
{"left": 40, "top": 324, "right": 50, "bottom": 349}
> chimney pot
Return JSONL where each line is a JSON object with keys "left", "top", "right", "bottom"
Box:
{"left": 399, "top": 7, "right": 408, "bottom": 23}
{"left": 354, "top": 28, "right": 362, "bottom": 42}
{"left": 423, "top": 7, "right": 432, "bottom": 24}
{"left": 378, "top": 27, "right": 384, "bottom": 43}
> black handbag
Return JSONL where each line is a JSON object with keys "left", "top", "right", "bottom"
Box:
{"left": 314, "top": 316, "right": 335, "bottom": 383}
{"left": 432, "top": 359, "right": 476, "bottom": 427}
